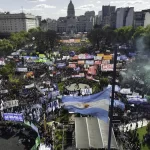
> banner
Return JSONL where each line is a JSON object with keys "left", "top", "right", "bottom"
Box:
{"left": 94, "top": 56, "right": 102, "bottom": 60}
{"left": 68, "top": 64, "right": 76, "bottom": 68}
{"left": 56, "top": 63, "right": 66, "bottom": 68}
{"left": 102, "top": 60, "right": 110, "bottom": 64}
{"left": 39, "top": 54, "right": 46, "bottom": 58}
{"left": 103, "top": 55, "right": 113, "bottom": 60}
{"left": 101, "top": 64, "right": 114, "bottom": 72}
{"left": 3, "top": 100, "right": 18, "bottom": 109}
{"left": 62, "top": 56, "right": 70, "bottom": 60}
{"left": 11, "top": 52, "right": 19, "bottom": 56}
{"left": 0, "top": 89, "right": 8, "bottom": 94}
{"left": 16, "top": 68, "right": 28, "bottom": 72}
{"left": 97, "top": 54, "right": 104, "bottom": 57}
{"left": 78, "top": 54, "right": 86, "bottom": 59}
{"left": 0, "top": 60, "right": 5, "bottom": 65}
{"left": 3, "top": 113, "right": 24, "bottom": 122}
{"left": 72, "top": 73, "right": 85, "bottom": 78}
{"left": 85, "top": 54, "right": 94, "bottom": 59}
{"left": 69, "top": 39, "right": 75, "bottom": 43}
{"left": 81, "top": 88, "right": 92, "bottom": 95}
{"left": 78, "top": 60, "right": 85, "bottom": 65}
{"left": 25, "top": 83, "right": 35, "bottom": 89}
{"left": 47, "top": 100, "right": 60, "bottom": 112}
{"left": 86, "top": 60, "right": 94, "bottom": 65}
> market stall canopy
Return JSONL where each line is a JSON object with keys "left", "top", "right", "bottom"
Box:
{"left": 75, "top": 117, "right": 118, "bottom": 149}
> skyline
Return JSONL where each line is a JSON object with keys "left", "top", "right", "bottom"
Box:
{"left": 0, "top": 0, "right": 150, "bottom": 19}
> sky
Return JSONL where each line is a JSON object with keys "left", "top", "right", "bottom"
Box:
{"left": 0, "top": 0, "right": 150, "bottom": 19}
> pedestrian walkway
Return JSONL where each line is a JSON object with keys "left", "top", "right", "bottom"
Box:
{"left": 119, "top": 119, "right": 149, "bottom": 132}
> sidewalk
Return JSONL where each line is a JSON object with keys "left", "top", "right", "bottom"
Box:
{"left": 119, "top": 119, "right": 149, "bottom": 132}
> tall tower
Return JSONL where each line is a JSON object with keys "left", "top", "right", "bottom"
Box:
{"left": 67, "top": 0, "right": 75, "bottom": 18}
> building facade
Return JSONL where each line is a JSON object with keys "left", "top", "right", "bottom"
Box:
{"left": 102, "top": 5, "right": 116, "bottom": 27}
{"left": 41, "top": 19, "right": 57, "bottom": 31}
{"left": 0, "top": 13, "right": 39, "bottom": 33}
{"left": 134, "top": 10, "right": 150, "bottom": 28}
{"left": 134, "top": 11, "right": 145, "bottom": 28}
{"left": 95, "top": 11, "right": 102, "bottom": 25}
{"left": 57, "top": 0, "right": 95, "bottom": 34}
{"left": 116, "top": 7, "right": 134, "bottom": 28}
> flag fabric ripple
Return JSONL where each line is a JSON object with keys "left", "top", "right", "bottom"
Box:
{"left": 62, "top": 86, "right": 112, "bottom": 123}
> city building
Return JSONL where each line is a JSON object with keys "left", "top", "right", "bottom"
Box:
{"left": 0, "top": 13, "right": 39, "bottom": 33}
{"left": 116, "top": 7, "right": 134, "bottom": 28}
{"left": 41, "top": 19, "right": 57, "bottom": 31}
{"left": 144, "top": 12, "right": 150, "bottom": 27}
{"left": 134, "top": 11, "right": 145, "bottom": 28}
{"left": 134, "top": 9, "right": 150, "bottom": 28}
{"left": 57, "top": 0, "right": 95, "bottom": 34}
{"left": 96, "top": 11, "right": 102, "bottom": 25}
{"left": 110, "top": 12, "right": 116, "bottom": 29}
{"left": 102, "top": 5, "right": 116, "bottom": 27}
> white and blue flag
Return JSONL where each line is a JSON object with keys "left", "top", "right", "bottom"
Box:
{"left": 62, "top": 86, "right": 112, "bottom": 123}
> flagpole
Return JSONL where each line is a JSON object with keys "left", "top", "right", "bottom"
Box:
{"left": 108, "top": 46, "right": 118, "bottom": 150}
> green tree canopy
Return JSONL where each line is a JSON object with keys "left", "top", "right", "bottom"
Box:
{"left": 9, "top": 31, "right": 28, "bottom": 49}
{"left": 0, "top": 39, "right": 14, "bottom": 56}
{"left": 33, "top": 30, "right": 60, "bottom": 58}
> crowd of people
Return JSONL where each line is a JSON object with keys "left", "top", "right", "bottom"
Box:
{"left": 0, "top": 46, "right": 149, "bottom": 150}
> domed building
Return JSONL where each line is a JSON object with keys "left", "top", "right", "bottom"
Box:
{"left": 66, "top": 0, "right": 77, "bottom": 34}
{"left": 57, "top": 0, "right": 95, "bottom": 34}
{"left": 67, "top": 0, "right": 75, "bottom": 18}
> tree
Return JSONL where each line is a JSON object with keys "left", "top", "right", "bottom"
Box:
{"left": 33, "top": 30, "right": 60, "bottom": 58}
{"left": 10, "top": 31, "right": 28, "bottom": 49}
{"left": 132, "top": 26, "right": 145, "bottom": 40}
{"left": 87, "top": 28, "right": 104, "bottom": 49}
{"left": 0, "top": 39, "right": 14, "bottom": 56}
{"left": 103, "top": 25, "right": 116, "bottom": 45}
{"left": 0, "top": 61, "right": 15, "bottom": 76}
{"left": 115, "top": 26, "right": 134, "bottom": 44}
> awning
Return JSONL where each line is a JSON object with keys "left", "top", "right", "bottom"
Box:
{"left": 75, "top": 117, "right": 118, "bottom": 149}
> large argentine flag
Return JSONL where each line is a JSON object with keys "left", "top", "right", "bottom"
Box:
{"left": 62, "top": 86, "right": 112, "bottom": 123}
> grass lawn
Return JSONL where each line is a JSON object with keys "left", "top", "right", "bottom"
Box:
{"left": 137, "top": 126, "right": 150, "bottom": 150}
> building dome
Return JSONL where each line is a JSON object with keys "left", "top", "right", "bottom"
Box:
{"left": 67, "top": 0, "right": 75, "bottom": 18}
